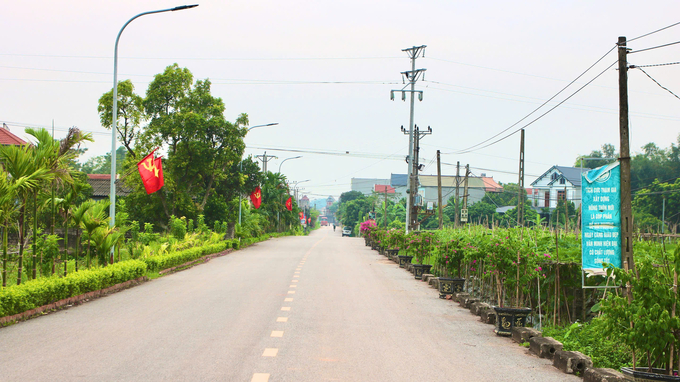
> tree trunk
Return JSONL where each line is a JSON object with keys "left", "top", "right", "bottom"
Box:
{"left": 225, "top": 222, "right": 236, "bottom": 239}
{"left": 32, "top": 192, "right": 38, "bottom": 279}
{"left": 2, "top": 224, "right": 7, "bottom": 287}
{"left": 17, "top": 203, "right": 25, "bottom": 285}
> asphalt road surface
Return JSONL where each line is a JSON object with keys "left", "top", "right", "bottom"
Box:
{"left": 0, "top": 226, "right": 578, "bottom": 382}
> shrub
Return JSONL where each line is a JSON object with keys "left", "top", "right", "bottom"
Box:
{"left": 0, "top": 260, "right": 147, "bottom": 318}
{"left": 141, "top": 241, "right": 233, "bottom": 272}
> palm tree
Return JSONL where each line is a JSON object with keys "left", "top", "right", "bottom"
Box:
{"left": 70, "top": 200, "right": 94, "bottom": 272}
{"left": 0, "top": 143, "right": 53, "bottom": 285}
{"left": 50, "top": 182, "right": 87, "bottom": 275}
{"left": 0, "top": 172, "right": 22, "bottom": 287}
{"left": 81, "top": 200, "right": 109, "bottom": 268}
{"left": 25, "top": 127, "right": 92, "bottom": 278}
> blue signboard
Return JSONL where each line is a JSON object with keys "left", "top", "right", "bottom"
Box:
{"left": 581, "top": 162, "right": 622, "bottom": 270}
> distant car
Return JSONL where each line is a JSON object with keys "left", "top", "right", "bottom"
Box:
{"left": 342, "top": 226, "right": 352, "bottom": 237}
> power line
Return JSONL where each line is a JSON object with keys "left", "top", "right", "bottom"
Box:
{"left": 443, "top": 47, "right": 617, "bottom": 155}
{"left": 631, "top": 61, "right": 680, "bottom": 68}
{"left": 629, "top": 21, "right": 680, "bottom": 43}
{"left": 449, "top": 60, "right": 618, "bottom": 155}
{"left": 0, "top": 53, "right": 402, "bottom": 61}
{"left": 629, "top": 40, "right": 680, "bottom": 54}
{"left": 631, "top": 66, "right": 680, "bottom": 101}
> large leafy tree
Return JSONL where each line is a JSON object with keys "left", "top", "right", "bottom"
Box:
{"left": 98, "top": 79, "right": 145, "bottom": 158}
{"left": 114, "top": 64, "right": 250, "bottom": 229}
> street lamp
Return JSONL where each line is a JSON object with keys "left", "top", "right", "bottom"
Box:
{"left": 238, "top": 123, "right": 279, "bottom": 225}
{"left": 278, "top": 155, "right": 302, "bottom": 173}
{"left": 109, "top": 4, "right": 198, "bottom": 229}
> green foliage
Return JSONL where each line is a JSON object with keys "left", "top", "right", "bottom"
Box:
{"left": 197, "top": 215, "right": 207, "bottom": 233}
{"left": 170, "top": 215, "right": 187, "bottom": 240}
{"left": 600, "top": 247, "right": 680, "bottom": 371}
{"left": 543, "top": 320, "right": 632, "bottom": 370}
{"left": 0, "top": 260, "right": 147, "bottom": 317}
{"left": 142, "top": 241, "right": 234, "bottom": 272}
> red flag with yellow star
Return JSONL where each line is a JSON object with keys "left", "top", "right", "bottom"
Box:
{"left": 137, "top": 150, "right": 164, "bottom": 194}
{"left": 250, "top": 186, "right": 262, "bottom": 209}
{"left": 286, "top": 197, "right": 292, "bottom": 211}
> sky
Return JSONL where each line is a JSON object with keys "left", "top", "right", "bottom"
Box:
{"left": 1, "top": 0, "right": 679, "bottom": 201}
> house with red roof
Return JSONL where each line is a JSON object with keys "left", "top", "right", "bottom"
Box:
{"left": 0, "top": 123, "right": 27, "bottom": 146}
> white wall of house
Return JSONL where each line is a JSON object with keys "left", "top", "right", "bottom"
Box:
{"left": 531, "top": 167, "right": 581, "bottom": 209}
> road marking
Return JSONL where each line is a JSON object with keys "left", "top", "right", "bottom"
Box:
{"left": 293, "top": 275, "right": 299, "bottom": 278}
{"left": 292, "top": 280, "right": 299, "bottom": 283}
{"left": 252, "top": 373, "right": 270, "bottom": 382}
{"left": 288, "top": 291, "right": 296, "bottom": 294}
{"left": 277, "top": 317, "right": 288, "bottom": 322}
{"left": 262, "top": 348, "right": 278, "bottom": 357}
{"left": 271, "top": 331, "right": 284, "bottom": 337}
{"left": 284, "top": 298, "right": 293, "bottom": 302}
{"left": 296, "top": 268, "right": 301, "bottom": 270}
{"left": 290, "top": 285, "right": 297, "bottom": 288}
{"left": 281, "top": 307, "right": 291, "bottom": 311}
{"left": 295, "top": 271, "right": 300, "bottom": 274}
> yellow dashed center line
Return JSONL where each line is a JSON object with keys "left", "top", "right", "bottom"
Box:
{"left": 284, "top": 298, "right": 293, "bottom": 302}
{"left": 281, "top": 307, "right": 291, "bottom": 311}
{"left": 292, "top": 280, "right": 299, "bottom": 283}
{"left": 288, "top": 291, "right": 296, "bottom": 294}
{"left": 277, "top": 317, "right": 288, "bottom": 322}
{"left": 262, "top": 348, "right": 278, "bottom": 357}
{"left": 271, "top": 331, "right": 284, "bottom": 337}
{"left": 293, "top": 275, "right": 299, "bottom": 278}
{"left": 289, "top": 285, "right": 297, "bottom": 288}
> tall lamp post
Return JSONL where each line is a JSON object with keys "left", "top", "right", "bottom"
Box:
{"left": 109, "top": 4, "right": 198, "bottom": 229}
{"left": 238, "top": 123, "right": 279, "bottom": 225}
{"left": 276, "top": 156, "right": 302, "bottom": 229}
{"left": 278, "top": 156, "right": 302, "bottom": 173}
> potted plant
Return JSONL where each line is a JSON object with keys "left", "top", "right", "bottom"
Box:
{"left": 488, "top": 231, "right": 536, "bottom": 336}
{"left": 437, "top": 236, "right": 467, "bottom": 299}
{"left": 411, "top": 231, "right": 434, "bottom": 279}
{"left": 601, "top": 248, "right": 680, "bottom": 380}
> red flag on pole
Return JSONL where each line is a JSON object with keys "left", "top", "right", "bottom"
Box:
{"left": 137, "top": 150, "right": 164, "bottom": 194}
{"left": 285, "top": 197, "right": 292, "bottom": 211}
{"left": 250, "top": 186, "right": 262, "bottom": 209}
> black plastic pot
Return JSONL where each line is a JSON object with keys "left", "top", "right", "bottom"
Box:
{"left": 397, "top": 255, "right": 413, "bottom": 268}
{"left": 493, "top": 306, "right": 531, "bottom": 336}
{"left": 438, "top": 277, "right": 466, "bottom": 299}
{"left": 412, "top": 264, "right": 433, "bottom": 280}
{"left": 386, "top": 249, "right": 399, "bottom": 257}
{"left": 621, "top": 368, "right": 680, "bottom": 381}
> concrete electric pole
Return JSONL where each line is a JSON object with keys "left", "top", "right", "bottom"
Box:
{"left": 391, "top": 45, "right": 426, "bottom": 233}
{"left": 256, "top": 151, "right": 278, "bottom": 173}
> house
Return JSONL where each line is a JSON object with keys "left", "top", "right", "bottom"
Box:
{"left": 530, "top": 165, "right": 588, "bottom": 209}
{"left": 351, "top": 178, "right": 390, "bottom": 195}
{"left": 374, "top": 184, "right": 396, "bottom": 194}
{"left": 0, "top": 123, "right": 27, "bottom": 146}
{"left": 86, "top": 174, "right": 132, "bottom": 201}
{"left": 389, "top": 173, "right": 502, "bottom": 207}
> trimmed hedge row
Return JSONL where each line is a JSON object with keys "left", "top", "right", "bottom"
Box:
{"left": 0, "top": 234, "right": 297, "bottom": 319}
{"left": 141, "top": 240, "right": 237, "bottom": 272}
{"left": 0, "top": 260, "right": 147, "bottom": 317}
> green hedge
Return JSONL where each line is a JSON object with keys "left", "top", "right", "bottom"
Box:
{"left": 0, "top": 260, "right": 147, "bottom": 318}
{"left": 142, "top": 240, "right": 236, "bottom": 272}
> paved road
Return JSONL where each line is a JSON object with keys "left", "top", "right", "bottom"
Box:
{"left": 0, "top": 227, "right": 578, "bottom": 381}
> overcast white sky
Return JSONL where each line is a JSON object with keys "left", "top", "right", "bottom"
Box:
{"left": 1, "top": 1, "right": 679, "bottom": 200}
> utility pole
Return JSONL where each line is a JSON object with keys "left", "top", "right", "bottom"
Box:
{"left": 618, "top": 36, "right": 635, "bottom": 272}
{"left": 517, "top": 129, "right": 525, "bottom": 227}
{"left": 256, "top": 151, "right": 278, "bottom": 173}
{"left": 454, "top": 161, "right": 460, "bottom": 228}
{"left": 391, "top": 45, "right": 426, "bottom": 233}
{"left": 437, "top": 150, "right": 443, "bottom": 230}
{"left": 462, "top": 164, "right": 470, "bottom": 222}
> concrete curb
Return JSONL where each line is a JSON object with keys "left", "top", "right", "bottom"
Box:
{"left": 158, "top": 248, "right": 234, "bottom": 275}
{"left": 0, "top": 276, "right": 148, "bottom": 326}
